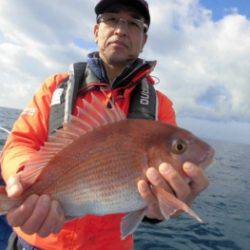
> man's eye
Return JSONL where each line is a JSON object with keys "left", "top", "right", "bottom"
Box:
{"left": 128, "top": 20, "right": 140, "bottom": 28}
{"left": 106, "top": 17, "right": 117, "bottom": 23}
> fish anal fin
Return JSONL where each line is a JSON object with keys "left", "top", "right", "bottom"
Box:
{"left": 121, "top": 208, "right": 146, "bottom": 240}
{"left": 154, "top": 187, "right": 203, "bottom": 223}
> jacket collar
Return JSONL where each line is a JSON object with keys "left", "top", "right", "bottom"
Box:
{"left": 87, "top": 52, "right": 156, "bottom": 89}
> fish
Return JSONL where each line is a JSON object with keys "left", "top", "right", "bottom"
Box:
{"left": 0, "top": 94, "right": 214, "bottom": 239}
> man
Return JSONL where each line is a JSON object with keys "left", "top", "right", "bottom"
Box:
{"left": 1, "top": 0, "right": 209, "bottom": 249}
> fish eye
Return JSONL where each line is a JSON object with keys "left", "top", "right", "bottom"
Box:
{"left": 171, "top": 139, "right": 187, "bottom": 154}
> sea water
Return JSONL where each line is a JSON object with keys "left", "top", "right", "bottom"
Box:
{"left": 135, "top": 139, "right": 250, "bottom": 250}
{"left": 0, "top": 106, "right": 249, "bottom": 250}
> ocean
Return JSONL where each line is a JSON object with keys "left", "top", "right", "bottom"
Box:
{"left": 0, "top": 106, "right": 249, "bottom": 250}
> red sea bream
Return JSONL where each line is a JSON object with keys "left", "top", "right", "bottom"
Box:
{"left": 0, "top": 95, "right": 214, "bottom": 238}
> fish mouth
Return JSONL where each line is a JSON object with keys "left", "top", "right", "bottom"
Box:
{"left": 198, "top": 148, "right": 215, "bottom": 169}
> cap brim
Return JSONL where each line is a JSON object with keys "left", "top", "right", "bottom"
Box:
{"left": 95, "top": 0, "right": 150, "bottom": 26}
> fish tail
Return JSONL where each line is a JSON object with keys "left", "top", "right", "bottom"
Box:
{"left": 154, "top": 186, "right": 204, "bottom": 223}
{"left": 0, "top": 186, "right": 13, "bottom": 215}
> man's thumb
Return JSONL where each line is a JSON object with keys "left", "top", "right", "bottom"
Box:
{"left": 5, "top": 175, "right": 24, "bottom": 198}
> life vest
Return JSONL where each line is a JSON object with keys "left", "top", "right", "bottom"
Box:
{"left": 49, "top": 62, "right": 158, "bottom": 135}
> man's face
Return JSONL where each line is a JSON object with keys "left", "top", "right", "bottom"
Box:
{"left": 94, "top": 10, "right": 148, "bottom": 66}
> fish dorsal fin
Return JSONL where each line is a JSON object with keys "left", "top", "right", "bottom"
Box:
{"left": 78, "top": 93, "right": 125, "bottom": 128}
{"left": 20, "top": 94, "right": 126, "bottom": 187}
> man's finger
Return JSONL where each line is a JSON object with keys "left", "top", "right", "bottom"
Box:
{"left": 20, "top": 195, "right": 51, "bottom": 235}
{"left": 6, "top": 175, "right": 23, "bottom": 198}
{"left": 183, "top": 162, "right": 209, "bottom": 195}
{"left": 138, "top": 180, "right": 164, "bottom": 220}
{"left": 159, "top": 163, "right": 191, "bottom": 201}
{"left": 52, "top": 203, "right": 65, "bottom": 234}
{"left": 137, "top": 180, "right": 158, "bottom": 206}
{"left": 7, "top": 194, "right": 39, "bottom": 227}
{"left": 38, "top": 200, "right": 65, "bottom": 238}
{"left": 146, "top": 167, "right": 172, "bottom": 192}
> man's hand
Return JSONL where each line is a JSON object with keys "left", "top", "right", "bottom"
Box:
{"left": 138, "top": 162, "right": 209, "bottom": 220}
{"left": 6, "top": 174, "right": 65, "bottom": 237}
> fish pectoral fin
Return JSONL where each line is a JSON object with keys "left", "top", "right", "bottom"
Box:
{"left": 121, "top": 208, "right": 146, "bottom": 240}
{"left": 154, "top": 187, "right": 204, "bottom": 223}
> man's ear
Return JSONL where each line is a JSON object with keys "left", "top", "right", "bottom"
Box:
{"left": 142, "top": 33, "right": 148, "bottom": 48}
{"left": 93, "top": 24, "right": 99, "bottom": 43}
{"left": 141, "top": 33, "right": 148, "bottom": 52}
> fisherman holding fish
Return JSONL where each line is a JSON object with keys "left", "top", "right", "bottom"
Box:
{"left": 0, "top": 0, "right": 214, "bottom": 249}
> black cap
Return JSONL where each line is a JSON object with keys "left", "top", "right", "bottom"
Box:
{"left": 95, "top": 0, "right": 150, "bottom": 27}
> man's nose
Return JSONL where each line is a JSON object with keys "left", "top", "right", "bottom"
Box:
{"left": 114, "top": 20, "right": 128, "bottom": 36}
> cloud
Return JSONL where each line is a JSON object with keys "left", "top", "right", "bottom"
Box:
{"left": 0, "top": 0, "right": 249, "bottom": 123}
{"left": 0, "top": 0, "right": 96, "bottom": 108}
{"left": 0, "top": 0, "right": 95, "bottom": 45}
{"left": 196, "top": 85, "right": 232, "bottom": 110}
{"left": 143, "top": 0, "right": 250, "bottom": 122}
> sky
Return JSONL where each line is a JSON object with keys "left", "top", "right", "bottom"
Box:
{"left": 0, "top": 0, "right": 249, "bottom": 144}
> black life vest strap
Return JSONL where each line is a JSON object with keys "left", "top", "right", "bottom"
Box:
{"left": 128, "top": 78, "right": 156, "bottom": 120}
{"left": 72, "top": 62, "right": 87, "bottom": 113}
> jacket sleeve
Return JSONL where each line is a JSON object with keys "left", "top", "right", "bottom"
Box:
{"left": 0, "top": 73, "right": 68, "bottom": 183}
{"left": 156, "top": 90, "right": 177, "bottom": 126}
